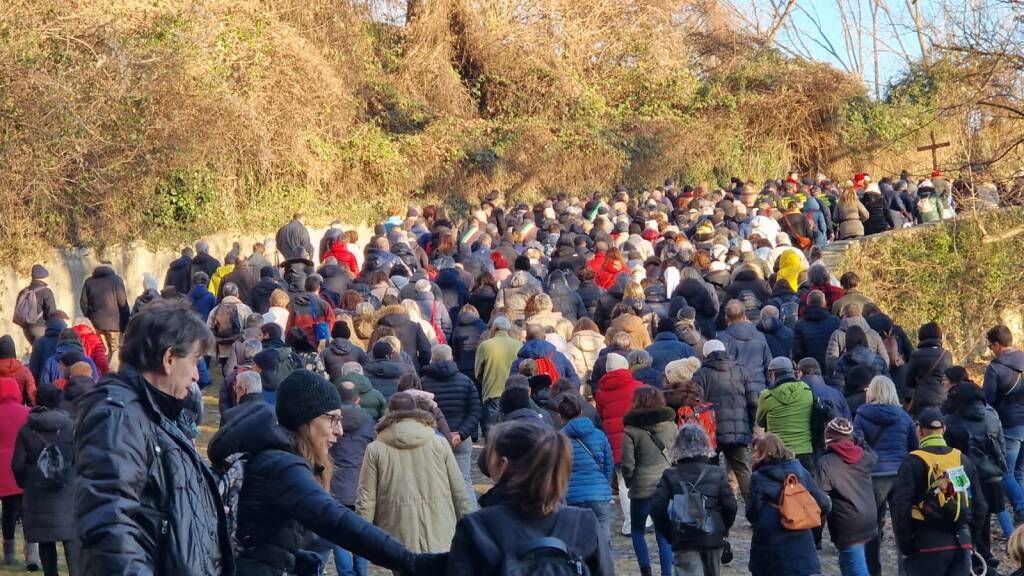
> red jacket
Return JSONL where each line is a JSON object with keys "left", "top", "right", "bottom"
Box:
{"left": 73, "top": 324, "right": 110, "bottom": 376}
{"left": 0, "top": 359, "right": 35, "bottom": 406}
{"left": 798, "top": 283, "right": 845, "bottom": 317}
{"left": 595, "top": 369, "right": 641, "bottom": 464}
{"left": 0, "top": 378, "right": 29, "bottom": 497}
{"left": 595, "top": 258, "right": 625, "bottom": 290}
{"left": 322, "top": 240, "right": 359, "bottom": 276}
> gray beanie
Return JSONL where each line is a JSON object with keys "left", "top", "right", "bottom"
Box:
{"left": 668, "top": 423, "right": 715, "bottom": 462}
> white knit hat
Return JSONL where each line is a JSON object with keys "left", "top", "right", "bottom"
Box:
{"left": 664, "top": 357, "right": 702, "bottom": 384}
{"left": 703, "top": 339, "right": 726, "bottom": 356}
{"left": 605, "top": 353, "right": 628, "bottom": 372}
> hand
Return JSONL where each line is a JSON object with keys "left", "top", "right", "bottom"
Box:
{"left": 450, "top": 433, "right": 462, "bottom": 447}
{"left": 404, "top": 552, "right": 448, "bottom": 575}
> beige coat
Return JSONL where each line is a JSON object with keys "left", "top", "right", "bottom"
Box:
{"left": 356, "top": 410, "right": 472, "bottom": 552}
{"left": 835, "top": 200, "right": 869, "bottom": 239}
{"left": 606, "top": 313, "right": 653, "bottom": 349}
{"left": 526, "top": 310, "right": 575, "bottom": 342}
{"left": 566, "top": 330, "right": 606, "bottom": 383}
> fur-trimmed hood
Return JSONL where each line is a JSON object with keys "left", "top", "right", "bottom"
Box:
{"left": 373, "top": 304, "right": 410, "bottom": 325}
{"left": 374, "top": 408, "right": 437, "bottom": 449}
{"left": 622, "top": 406, "right": 676, "bottom": 428}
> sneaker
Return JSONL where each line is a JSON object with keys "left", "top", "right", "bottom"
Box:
{"left": 621, "top": 520, "right": 631, "bottom": 536}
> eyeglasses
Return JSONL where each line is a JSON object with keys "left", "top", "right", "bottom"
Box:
{"left": 322, "top": 414, "right": 342, "bottom": 430}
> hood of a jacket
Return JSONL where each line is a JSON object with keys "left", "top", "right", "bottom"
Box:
{"left": 364, "top": 360, "right": 406, "bottom": 379}
{"left": 91, "top": 265, "right": 116, "bottom": 279}
{"left": 623, "top": 406, "right": 676, "bottom": 429}
{"left": 44, "top": 318, "right": 67, "bottom": 337}
{"left": 340, "top": 404, "right": 368, "bottom": 435}
{"left": 803, "top": 305, "right": 831, "bottom": 321}
{"left": 560, "top": 415, "right": 597, "bottom": 439}
{"left": 995, "top": 349, "right": 1024, "bottom": 372}
{"left": 209, "top": 403, "right": 293, "bottom": 467}
{"left": 374, "top": 409, "right": 436, "bottom": 448}
{"left": 421, "top": 360, "right": 460, "bottom": 380}
{"left": 0, "top": 377, "right": 21, "bottom": 404}
{"left": 327, "top": 338, "right": 359, "bottom": 356}
{"left": 839, "top": 316, "right": 870, "bottom": 333}
{"left": 510, "top": 271, "right": 530, "bottom": 289}
{"left": 724, "top": 321, "right": 760, "bottom": 341}
{"left": 458, "top": 307, "right": 481, "bottom": 324}
{"left": 599, "top": 368, "right": 637, "bottom": 392}
{"left": 0, "top": 359, "right": 25, "bottom": 377}
{"left": 188, "top": 284, "right": 212, "bottom": 299}
{"left": 375, "top": 305, "right": 411, "bottom": 329}
{"left": 771, "top": 281, "right": 796, "bottom": 299}
{"left": 435, "top": 268, "right": 463, "bottom": 288}
{"left": 168, "top": 256, "right": 191, "bottom": 271}
{"left": 518, "top": 338, "right": 556, "bottom": 359}
{"left": 950, "top": 383, "right": 988, "bottom": 422}
{"left": 857, "top": 403, "right": 903, "bottom": 427}
{"left": 757, "top": 315, "right": 785, "bottom": 334}
{"left": 755, "top": 457, "right": 803, "bottom": 483}
{"left": 54, "top": 340, "right": 85, "bottom": 357}
{"left": 769, "top": 379, "right": 809, "bottom": 405}
{"left": 339, "top": 373, "right": 373, "bottom": 394}
{"left": 571, "top": 331, "right": 605, "bottom": 353}
{"left": 703, "top": 351, "right": 737, "bottom": 372}
{"left": 27, "top": 407, "right": 71, "bottom": 433}
{"left": 826, "top": 438, "right": 864, "bottom": 464}
{"left": 501, "top": 407, "right": 548, "bottom": 424}
{"left": 847, "top": 346, "right": 879, "bottom": 367}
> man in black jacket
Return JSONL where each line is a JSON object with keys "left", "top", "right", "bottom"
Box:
{"left": 80, "top": 262, "right": 130, "bottom": 371}
{"left": 164, "top": 247, "right": 194, "bottom": 295}
{"left": 421, "top": 344, "right": 482, "bottom": 510}
{"left": 892, "top": 408, "right": 987, "bottom": 576}
{"left": 276, "top": 212, "right": 314, "bottom": 261}
{"left": 74, "top": 300, "right": 235, "bottom": 575}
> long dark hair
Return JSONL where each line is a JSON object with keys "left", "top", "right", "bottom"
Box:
{"left": 486, "top": 421, "right": 572, "bottom": 517}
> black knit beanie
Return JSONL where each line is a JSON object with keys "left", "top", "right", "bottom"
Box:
{"left": 275, "top": 370, "right": 341, "bottom": 431}
{"left": 0, "top": 336, "right": 14, "bottom": 360}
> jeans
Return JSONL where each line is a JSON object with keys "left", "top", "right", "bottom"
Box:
{"left": 1002, "top": 425, "right": 1024, "bottom": 511}
{"left": 630, "top": 496, "right": 673, "bottom": 576}
{"left": 839, "top": 544, "right": 870, "bottom": 576}
{"left": 572, "top": 501, "right": 612, "bottom": 544}
{"left": 452, "top": 439, "right": 478, "bottom": 511}
{"left": 333, "top": 544, "right": 368, "bottom": 576}
{"left": 481, "top": 398, "right": 501, "bottom": 439}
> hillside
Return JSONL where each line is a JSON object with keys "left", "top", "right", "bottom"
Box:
{"left": 1, "top": 0, "right": 871, "bottom": 265}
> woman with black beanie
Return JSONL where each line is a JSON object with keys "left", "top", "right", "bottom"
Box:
{"left": 208, "top": 369, "right": 446, "bottom": 575}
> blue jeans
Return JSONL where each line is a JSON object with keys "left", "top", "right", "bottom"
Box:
{"left": 572, "top": 500, "right": 612, "bottom": 543}
{"left": 630, "top": 496, "right": 673, "bottom": 576}
{"left": 839, "top": 544, "right": 869, "bottom": 576}
{"left": 1002, "top": 425, "right": 1024, "bottom": 511}
{"left": 333, "top": 545, "right": 368, "bottom": 576}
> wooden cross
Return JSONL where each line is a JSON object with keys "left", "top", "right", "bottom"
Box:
{"left": 917, "top": 130, "right": 950, "bottom": 171}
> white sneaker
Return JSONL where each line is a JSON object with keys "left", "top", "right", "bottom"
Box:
{"left": 621, "top": 520, "right": 631, "bottom": 536}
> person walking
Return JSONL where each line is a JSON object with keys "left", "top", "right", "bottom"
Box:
{"left": 757, "top": 357, "right": 815, "bottom": 469}
{"left": 445, "top": 420, "right": 614, "bottom": 575}
{"left": 906, "top": 322, "right": 952, "bottom": 416}
{"left": 650, "top": 424, "right": 737, "bottom": 576}
{"left": 854, "top": 375, "right": 918, "bottom": 576}
{"left": 12, "top": 265, "right": 57, "bottom": 345}
{"left": 329, "top": 381, "right": 375, "bottom": 576}
{"left": 420, "top": 344, "right": 482, "bottom": 511}
{"left": 208, "top": 372, "right": 445, "bottom": 575}
{"left": 79, "top": 262, "right": 129, "bottom": 371}
{"left": 814, "top": 417, "right": 878, "bottom": 576}
{"left": 74, "top": 300, "right": 234, "bottom": 575}
{"left": 746, "top": 433, "right": 831, "bottom": 576}
{"left": 595, "top": 352, "right": 642, "bottom": 534}
{"left": 555, "top": 395, "right": 614, "bottom": 540}
{"left": 356, "top": 392, "right": 473, "bottom": 552}
{"left": 473, "top": 316, "right": 522, "bottom": 438}
{"left": 276, "top": 212, "right": 315, "bottom": 261}
{"left": 0, "top": 376, "right": 33, "bottom": 569}
{"left": 11, "top": 384, "right": 77, "bottom": 576}
{"left": 983, "top": 325, "right": 1024, "bottom": 524}
{"left": 621, "top": 386, "right": 678, "bottom": 576}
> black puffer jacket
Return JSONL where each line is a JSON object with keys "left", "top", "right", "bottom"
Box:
{"left": 74, "top": 369, "right": 234, "bottom": 576}
{"left": 207, "top": 404, "right": 426, "bottom": 576}
{"left": 944, "top": 383, "right": 1007, "bottom": 482}
{"left": 164, "top": 256, "right": 193, "bottom": 295}
{"left": 450, "top": 309, "right": 486, "bottom": 383}
{"left": 547, "top": 271, "right": 588, "bottom": 322}
{"left": 322, "top": 338, "right": 371, "bottom": 381}
{"left": 80, "top": 266, "right": 130, "bottom": 332}
{"left": 250, "top": 277, "right": 284, "bottom": 315}
{"left": 12, "top": 407, "right": 75, "bottom": 543}
{"left": 577, "top": 280, "right": 604, "bottom": 318}
{"left": 650, "top": 457, "right": 737, "bottom": 550}
{"left": 420, "top": 360, "right": 482, "bottom": 441}
{"left": 862, "top": 191, "right": 894, "bottom": 235}
{"left": 375, "top": 305, "right": 431, "bottom": 369}
{"left": 906, "top": 341, "right": 952, "bottom": 412}
{"left": 692, "top": 351, "right": 758, "bottom": 446}
{"left": 190, "top": 252, "right": 221, "bottom": 285}
{"left": 467, "top": 286, "right": 497, "bottom": 325}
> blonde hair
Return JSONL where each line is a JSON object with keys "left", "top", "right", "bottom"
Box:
{"left": 1011, "top": 525, "right": 1024, "bottom": 568}
{"left": 623, "top": 282, "right": 645, "bottom": 300}
{"left": 400, "top": 299, "right": 423, "bottom": 321}
{"left": 294, "top": 422, "right": 333, "bottom": 490}
{"left": 270, "top": 289, "right": 290, "bottom": 309}
{"left": 380, "top": 335, "right": 401, "bottom": 354}
{"left": 866, "top": 375, "right": 901, "bottom": 406}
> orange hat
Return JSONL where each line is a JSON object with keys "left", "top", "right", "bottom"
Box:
{"left": 69, "top": 361, "right": 93, "bottom": 379}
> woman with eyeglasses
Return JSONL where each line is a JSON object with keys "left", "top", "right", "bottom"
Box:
{"left": 209, "top": 370, "right": 446, "bottom": 576}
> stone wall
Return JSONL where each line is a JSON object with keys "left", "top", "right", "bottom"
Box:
{"left": 0, "top": 225, "right": 372, "bottom": 357}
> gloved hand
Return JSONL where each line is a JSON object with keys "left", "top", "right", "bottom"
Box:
{"left": 402, "top": 552, "right": 448, "bottom": 575}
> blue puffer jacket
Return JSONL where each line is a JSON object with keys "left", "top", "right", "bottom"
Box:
{"left": 793, "top": 305, "right": 840, "bottom": 372}
{"left": 756, "top": 316, "right": 794, "bottom": 360}
{"left": 509, "top": 339, "right": 580, "bottom": 386}
{"left": 747, "top": 458, "right": 831, "bottom": 576}
{"left": 853, "top": 403, "right": 918, "bottom": 476}
{"left": 804, "top": 374, "right": 850, "bottom": 419}
{"left": 717, "top": 322, "right": 772, "bottom": 389}
{"left": 560, "top": 417, "right": 614, "bottom": 505}
{"left": 645, "top": 332, "right": 695, "bottom": 376}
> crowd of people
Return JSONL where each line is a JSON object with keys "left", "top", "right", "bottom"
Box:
{"left": 2, "top": 171, "right": 1023, "bottom": 576}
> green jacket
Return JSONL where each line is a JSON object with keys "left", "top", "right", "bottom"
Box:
{"left": 756, "top": 378, "right": 813, "bottom": 455}
{"left": 474, "top": 331, "right": 522, "bottom": 401}
{"left": 340, "top": 373, "right": 386, "bottom": 421}
{"left": 620, "top": 407, "right": 678, "bottom": 499}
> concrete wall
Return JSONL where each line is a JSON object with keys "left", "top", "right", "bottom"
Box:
{"left": 0, "top": 225, "right": 372, "bottom": 357}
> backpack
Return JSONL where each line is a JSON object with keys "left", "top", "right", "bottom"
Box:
{"left": 963, "top": 412, "right": 1008, "bottom": 482}
{"left": 882, "top": 334, "right": 905, "bottom": 368}
{"left": 534, "top": 353, "right": 561, "bottom": 383}
{"left": 297, "top": 351, "right": 326, "bottom": 375}
{"left": 667, "top": 468, "right": 719, "bottom": 539}
{"left": 35, "top": 435, "right": 72, "bottom": 490}
{"left": 804, "top": 383, "right": 837, "bottom": 454}
{"left": 212, "top": 303, "right": 242, "bottom": 345}
{"left": 216, "top": 452, "right": 249, "bottom": 556}
{"left": 430, "top": 301, "right": 447, "bottom": 345}
{"left": 13, "top": 287, "right": 43, "bottom": 328}
{"left": 776, "top": 473, "right": 822, "bottom": 530}
{"left": 771, "top": 296, "right": 800, "bottom": 330}
{"left": 274, "top": 347, "right": 298, "bottom": 378}
{"left": 910, "top": 448, "right": 972, "bottom": 529}
{"left": 484, "top": 507, "right": 590, "bottom": 576}
{"left": 307, "top": 299, "right": 331, "bottom": 344}
{"left": 677, "top": 403, "right": 718, "bottom": 450}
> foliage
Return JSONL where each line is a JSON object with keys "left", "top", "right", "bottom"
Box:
{"left": 838, "top": 208, "right": 1024, "bottom": 363}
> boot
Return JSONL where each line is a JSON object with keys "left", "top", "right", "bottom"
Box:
{"left": 639, "top": 567, "right": 654, "bottom": 576}
{"left": 2, "top": 540, "right": 13, "bottom": 565}
{"left": 24, "top": 541, "right": 38, "bottom": 572}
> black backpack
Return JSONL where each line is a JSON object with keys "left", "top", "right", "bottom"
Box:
{"left": 483, "top": 507, "right": 590, "bottom": 576}
{"left": 667, "top": 468, "right": 719, "bottom": 539}
{"left": 804, "top": 383, "right": 837, "bottom": 454}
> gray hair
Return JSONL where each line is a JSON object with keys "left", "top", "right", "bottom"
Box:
{"left": 866, "top": 375, "right": 901, "bottom": 406}
{"left": 222, "top": 282, "right": 239, "bottom": 297}
{"left": 236, "top": 370, "right": 263, "bottom": 394}
{"left": 808, "top": 263, "right": 830, "bottom": 285}
{"left": 245, "top": 313, "right": 264, "bottom": 329}
{"left": 669, "top": 424, "right": 715, "bottom": 462}
{"left": 431, "top": 344, "right": 453, "bottom": 363}
{"left": 760, "top": 305, "right": 779, "bottom": 319}
{"left": 492, "top": 316, "right": 512, "bottom": 331}
{"left": 340, "top": 361, "right": 363, "bottom": 376}
{"left": 196, "top": 240, "right": 210, "bottom": 254}
{"left": 611, "top": 331, "right": 634, "bottom": 350}
{"left": 241, "top": 339, "right": 263, "bottom": 362}
{"left": 807, "top": 290, "right": 826, "bottom": 307}
{"left": 627, "top": 349, "right": 652, "bottom": 368}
